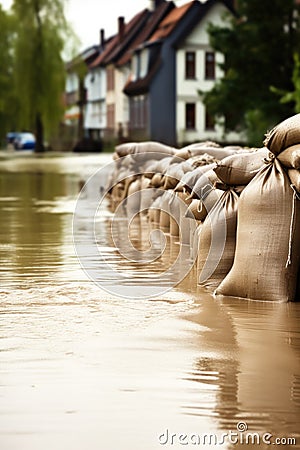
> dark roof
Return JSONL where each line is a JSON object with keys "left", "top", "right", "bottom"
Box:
{"left": 116, "top": 1, "right": 175, "bottom": 67}
{"left": 123, "top": 0, "right": 235, "bottom": 96}
{"left": 148, "top": 1, "right": 195, "bottom": 43}
{"left": 123, "top": 55, "right": 162, "bottom": 95}
{"left": 90, "top": 9, "right": 149, "bottom": 68}
{"left": 66, "top": 45, "right": 100, "bottom": 71}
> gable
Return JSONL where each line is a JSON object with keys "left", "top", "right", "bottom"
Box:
{"left": 180, "top": 2, "right": 231, "bottom": 48}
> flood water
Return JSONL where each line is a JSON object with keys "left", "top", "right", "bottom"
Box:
{"left": 0, "top": 152, "right": 300, "bottom": 450}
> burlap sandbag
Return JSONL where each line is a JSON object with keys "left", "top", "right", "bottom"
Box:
{"left": 148, "top": 195, "right": 162, "bottom": 225}
{"left": 214, "top": 148, "right": 269, "bottom": 185}
{"left": 115, "top": 142, "right": 138, "bottom": 157}
{"left": 150, "top": 173, "right": 164, "bottom": 188}
{"left": 277, "top": 144, "right": 300, "bottom": 169}
{"left": 189, "top": 169, "right": 220, "bottom": 200}
{"left": 216, "top": 159, "right": 300, "bottom": 302}
{"left": 185, "top": 189, "right": 223, "bottom": 221}
{"left": 181, "top": 145, "right": 238, "bottom": 161}
{"left": 174, "top": 164, "right": 215, "bottom": 193}
{"left": 264, "top": 113, "right": 300, "bottom": 155}
{"left": 126, "top": 178, "right": 141, "bottom": 216}
{"left": 197, "top": 189, "right": 239, "bottom": 289}
{"left": 288, "top": 169, "right": 300, "bottom": 192}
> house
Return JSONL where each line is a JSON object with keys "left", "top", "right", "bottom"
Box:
{"left": 87, "top": 9, "right": 150, "bottom": 142}
{"left": 124, "top": 0, "right": 240, "bottom": 146}
{"left": 66, "top": 0, "right": 241, "bottom": 149}
{"left": 86, "top": 0, "right": 173, "bottom": 143}
{"left": 64, "top": 45, "right": 100, "bottom": 146}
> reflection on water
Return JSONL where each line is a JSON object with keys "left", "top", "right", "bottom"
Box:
{"left": 0, "top": 153, "right": 300, "bottom": 450}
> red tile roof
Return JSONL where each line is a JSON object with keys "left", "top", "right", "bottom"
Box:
{"left": 148, "top": 1, "right": 195, "bottom": 42}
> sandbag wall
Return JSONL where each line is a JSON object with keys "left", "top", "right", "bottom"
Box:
{"left": 105, "top": 117, "right": 300, "bottom": 302}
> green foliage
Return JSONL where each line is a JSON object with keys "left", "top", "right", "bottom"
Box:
{"left": 12, "top": 0, "right": 72, "bottom": 150}
{"left": 271, "top": 53, "right": 300, "bottom": 113}
{"left": 0, "top": 6, "right": 18, "bottom": 142}
{"left": 202, "top": 0, "right": 300, "bottom": 141}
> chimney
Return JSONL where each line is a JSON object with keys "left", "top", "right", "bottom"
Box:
{"left": 118, "top": 16, "right": 125, "bottom": 43}
{"left": 100, "top": 28, "right": 105, "bottom": 50}
{"left": 149, "top": 0, "right": 164, "bottom": 10}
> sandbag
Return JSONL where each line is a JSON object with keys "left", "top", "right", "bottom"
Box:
{"left": 150, "top": 173, "right": 164, "bottom": 188}
{"left": 214, "top": 148, "right": 269, "bottom": 185}
{"left": 148, "top": 196, "right": 162, "bottom": 225}
{"left": 126, "top": 178, "right": 141, "bottom": 216}
{"left": 288, "top": 169, "right": 300, "bottom": 192}
{"left": 159, "top": 191, "right": 171, "bottom": 230}
{"left": 140, "top": 176, "right": 153, "bottom": 213}
{"left": 215, "top": 159, "right": 300, "bottom": 302}
{"left": 186, "top": 189, "right": 223, "bottom": 221}
{"left": 177, "top": 191, "right": 193, "bottom": 245}
{"left": 133, "top": 141, "right": 175, "bottom": 155}
{"left": 264, "top": 113, "right": 300, "bottom": 155}
{"left": 163, "top": 163, "right": 185, "bottom": 190}
{"left": 181, "top": 144, "right": 238, "bottom": 160}
{"left": 197, "top": 189, "right": 239, "bottom": 289}
{"left": 189, "top": 169, "right": 220, "bottom": 200}
{"left": 277, "top": 144, "right": 300, "bottom": 169}
{"left": 175, "top": 164, "right": 216, "bottom": 193}
{"left": 115, "top": 142, "right": 138, "bottom": 157}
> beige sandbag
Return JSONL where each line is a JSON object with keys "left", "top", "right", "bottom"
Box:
{"left": 277, "top": 144, "right": 300, "bottom": 169}
{"left": 150, "top": 173, "right": 163, "bottom": 188}
{"left": 197, "top": 189, "right": 239, "bottom": 289}
{"left": 214, "top": 148, "right": 269, "bottom": 185}
{"left": 148, "top": 196, "right": 162, "bottom": 225}
{"left": 174, "top": 164, "right": 215, "bottom": 193}
{"left": 140, "top": 176, "right": 153, "bottom": 213}
{"left": 185, "top": 189, "right": 223, "bottom": 222}
{"left": 288, "top": 169, "right": 300, "bottom": 192}
{"left": 181, "top": 144, "right": 238, "bottom": 161}
{"left": 185, "top": 199, "right": 206, "bottom": 221}
{"left": 126, "top": 178, "right": 141, "bottom": 216}
{"left": 133, "top": 141, "right": 175, "bottom": 155}
{"left": 189, "top": 169, "right": 220, "bottom": 200}
{"left": 159, "top": 190, "right": 171, "bottom": 230}
{"left": 177, "top": 191, "right": 193, "bottom": 245}
{"left": 215, "top": 159, "right": 300, "bottom": 302}
{"left": 264, "top": 113, "right": 300, "bottom": 155}
{"left": 115, "top": 142, "right": 138, "bottom": 157}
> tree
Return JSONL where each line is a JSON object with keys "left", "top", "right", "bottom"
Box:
{"left": 0, "top": 6, "right": 17, "bottom": 144}
{"left": 201, "top": 0, "right": 300, "bottom": 145}
{"left": 12, "top": 0, "right": 71, "bottom": 152}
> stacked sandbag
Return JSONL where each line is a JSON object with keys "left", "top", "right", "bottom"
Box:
{"left": 214, "top": 148, "right": 270, "bottom": 186}
{"left": 174, "top": 165, "right": 218, "bottom": 245}
{"left": 197, "top": 188, "right": 240, "bottom": 289}
{"left": 264, "top": 113, "right": 300, "bottom": 155}
{"left": 215, "top": 159, "right": 300, "bottom": 302}
{"left": 115, "top": 141, "right": 176, "bottom": 159}
{"left": 175, "top": 142, "right": 240, "bottom": 161}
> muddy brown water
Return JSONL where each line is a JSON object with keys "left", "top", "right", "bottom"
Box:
{"left": 0, "top": 153, "right": 300, "bottom": 450}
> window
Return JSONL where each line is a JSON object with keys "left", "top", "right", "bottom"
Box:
{"left": 205, "top": 51, "right": 215, "bottom": 80}
{"left": 185, "top": 51, "right": 196, "bottom": 79}
{"left": 205, "top": 108, "right": 215, "bottom": 131}
{"left": 185, "top": 103, "right": 196, "bottom": 129}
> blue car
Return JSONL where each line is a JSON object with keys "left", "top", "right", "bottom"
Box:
{"left": 14, "top": 132, "right": 36, "bottom": 150}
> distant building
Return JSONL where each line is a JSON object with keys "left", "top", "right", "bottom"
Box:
{"left": 64, "top": 45, "right": 100, "bottom": 145}
{"left": 124, "top": 0, "right": 239, "bottom": 146}
{"left": 65, "top": 0, "right": 243, "bottom": 148}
